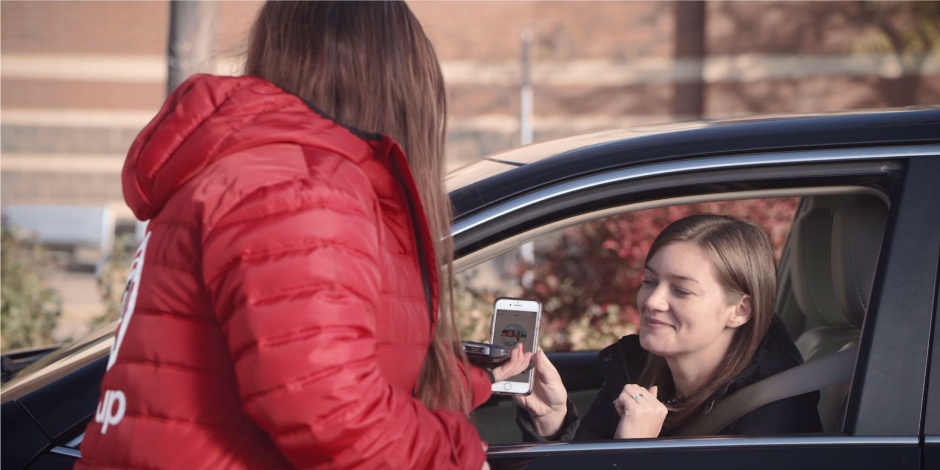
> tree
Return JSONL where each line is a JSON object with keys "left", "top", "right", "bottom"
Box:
{"left": 852, "top": 1, "right": 940, "bottom": 106}
{"left": 1, "top": 224, "right": 62, "bottom": 352}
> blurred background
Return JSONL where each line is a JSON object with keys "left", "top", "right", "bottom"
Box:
{"left": 2, "top": 1, "right": 938, "bottom": 352}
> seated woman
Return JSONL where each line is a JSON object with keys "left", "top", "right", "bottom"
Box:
{"left": 515, "top": 214, "right": 823, "bottom": 440}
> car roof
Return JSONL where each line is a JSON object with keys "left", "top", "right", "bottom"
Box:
{"left": 447, "top": 107, "right": 940, "bottom": 222}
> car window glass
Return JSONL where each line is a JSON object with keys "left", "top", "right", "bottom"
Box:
{"left": 455, "top": 197, "right": 799, "bottom": 352}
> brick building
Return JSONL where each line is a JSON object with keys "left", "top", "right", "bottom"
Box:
{"left": 3, "top": 1, "right": 938, "bottom": 215}
{"left": 1, "top": 1, "right": 938, "bottom": 341}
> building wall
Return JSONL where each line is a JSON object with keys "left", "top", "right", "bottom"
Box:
{"left": 2, "top": 0, "right": 939, "bottom": 218}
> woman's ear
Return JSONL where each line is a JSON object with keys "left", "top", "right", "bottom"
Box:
{"left": 726, "top": 294, "right": 753, "bottom": 328}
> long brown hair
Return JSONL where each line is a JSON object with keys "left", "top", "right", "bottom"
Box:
{"left": 637, "top": 214, "right": 777, "bottom": 430}
{"left": 245, "top": 1, "right": 467, "bottom": 411}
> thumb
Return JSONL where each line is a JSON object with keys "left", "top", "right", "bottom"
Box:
{"left": 512, "top": 394, "right": 526, "bottom": 407}
{"left": 531, "top": 349, "right": 544, "bottom": 369}
{"left": 650, "top": 385, "right": 659, "bottom": 399}
{"left": 537, "top": 350, "right": 557, "bottom": 371}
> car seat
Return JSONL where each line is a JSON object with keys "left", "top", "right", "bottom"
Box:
{"left": 788, "top": 195, "right": 887, "bottom": 432}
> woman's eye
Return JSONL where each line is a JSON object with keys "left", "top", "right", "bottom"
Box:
{"left": 672, "top": 288, "right": 691, "bottom": 297}
{"left": 640, "top": 279, "right": 656, "bottom": 287}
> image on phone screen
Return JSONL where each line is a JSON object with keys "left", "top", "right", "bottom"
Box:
{"left": 492, "top": 309, "right": 537, "bottom": 383}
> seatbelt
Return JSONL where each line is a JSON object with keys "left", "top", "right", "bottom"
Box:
{"left": 674, "top": 346, "right": 857, "bottom": 437}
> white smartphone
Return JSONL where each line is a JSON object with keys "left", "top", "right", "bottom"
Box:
{"left": 489, "top": 297, "right": 542, "bottom": 395}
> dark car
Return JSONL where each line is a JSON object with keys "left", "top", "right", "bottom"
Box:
{"left": 3, "top": 107, "right": 940, "bottom": 469}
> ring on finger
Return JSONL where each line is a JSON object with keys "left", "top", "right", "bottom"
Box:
{"left": 630, "top": 393, "right": 643, "bottom": 401}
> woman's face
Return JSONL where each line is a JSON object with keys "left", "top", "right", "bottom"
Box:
{"left": 637, "top": 241, "right": 749, "bottom": 363}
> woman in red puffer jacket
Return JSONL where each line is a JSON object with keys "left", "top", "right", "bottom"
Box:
{"left": 75, "top": 2, "right": 530, "bottom": 469}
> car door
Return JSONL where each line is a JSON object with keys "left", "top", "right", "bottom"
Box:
{"left": 913, "top": 155, "right": 940, "bottom": 470}
{"left": 453, "top": 148, "right": 940, "bottom": 468}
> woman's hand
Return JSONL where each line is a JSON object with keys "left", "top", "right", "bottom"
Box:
{"left": 512, "top": 350, "right": 568, "bottom": 437}
{"left": 490, "top": 343, "right": 532, "bottom": 383}
{"left": 612, "top": 384, "right": 668, "bottom": 439}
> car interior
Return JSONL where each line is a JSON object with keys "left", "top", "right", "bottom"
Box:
{"left": 459, "top": 189, "right": 890, "bottom": 443}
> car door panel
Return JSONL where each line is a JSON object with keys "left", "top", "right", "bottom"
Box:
{"left": 0, "top": 401, "right": 49, "bottom": 470}
{"left": 926, "top": 437, "right": 940, "bottom": 470}
{"left": 487, "top": 437, "right": 920, "bottom": 469}
{"left": 846, "top": 156, "right": 940, "bottom": 437}
{"left": 27, "top": 453, "right": 77, "bottom": 470}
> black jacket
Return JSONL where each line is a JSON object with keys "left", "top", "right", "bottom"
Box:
{"left": 518, "top": 317, "right": 823, "bottom": 441}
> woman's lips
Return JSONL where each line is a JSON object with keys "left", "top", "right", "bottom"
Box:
{"left": 644, "top": 316, "right": 674, "bottom": 328}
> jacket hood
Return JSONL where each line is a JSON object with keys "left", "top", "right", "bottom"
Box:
{"left": 123, "top": 74, "right": 379, "bottom": 221}
{"left": 122, "top": 73, "right": 439, "bottom": 330}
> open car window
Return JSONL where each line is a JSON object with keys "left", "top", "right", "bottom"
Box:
{"left": 456, "top": 189, "right": 891, "bottom": 445}
{"left": 455, "top": 197, "right": 800, "bottom": 353}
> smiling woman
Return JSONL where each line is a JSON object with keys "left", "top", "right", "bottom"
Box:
{"left": 633, "top": 215, "right": 778, "bottom": 432}
{"left": 510, "top": 214, "right": 823, "bottom": 441}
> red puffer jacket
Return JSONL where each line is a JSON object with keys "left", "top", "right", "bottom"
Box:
{"left": 76, "top": 74, "right": 492, "bottom": 469}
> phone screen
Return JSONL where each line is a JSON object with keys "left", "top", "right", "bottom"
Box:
{"left": 492, "top": 309, "right": 538, "bottom": 383}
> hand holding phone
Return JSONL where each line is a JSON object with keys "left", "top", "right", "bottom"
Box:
{"left": 490, "top": 297, "right": 542, "bottom": 395}
{"left": 511, "top": 350, "right": 568, "bottom": 437}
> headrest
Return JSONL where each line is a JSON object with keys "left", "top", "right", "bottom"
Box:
{"left": 831, "top": 197, "right": 887, "bottom": 328}
{"left": 789, "top": 196, "right": 888, "bottom": 330}
{"left": 789, "top": 206, "right": 845, "bottom": 327}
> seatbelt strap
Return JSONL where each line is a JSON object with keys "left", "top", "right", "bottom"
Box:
{"left": 674, "top": 346, "right": 857, "bottom": 436}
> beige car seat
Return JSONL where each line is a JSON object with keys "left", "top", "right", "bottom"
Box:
{"left": 788, "top": 195, "right": 887, "bottom": 432}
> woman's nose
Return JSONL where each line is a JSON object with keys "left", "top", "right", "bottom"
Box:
{"left": 644, "top": 285, "right": 669, "bottom": 311}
